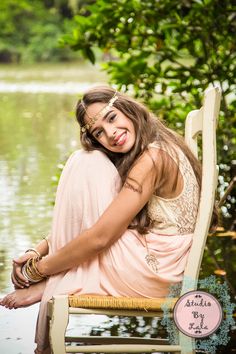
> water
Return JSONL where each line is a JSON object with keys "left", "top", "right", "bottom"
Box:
{"left": 0, "top": 62, "right": 107, "bottom": 353}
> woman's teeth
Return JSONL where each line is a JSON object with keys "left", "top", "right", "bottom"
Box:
{"left": 115, "top": 132, "right": 126, "bottom": 145}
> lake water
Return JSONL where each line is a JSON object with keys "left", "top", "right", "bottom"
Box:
{"left": 0, "top": 62, "right": 108, "bottom": 353}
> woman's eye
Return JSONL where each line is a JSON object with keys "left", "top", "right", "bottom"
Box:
{"left": 108, "top": 114, "right": 116, "bottom": 122}
{"left": 95, "top": 130, "right": 103, "bottom": 138}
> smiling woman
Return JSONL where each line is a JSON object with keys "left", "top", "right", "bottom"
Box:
{"left": 84, "top": 99, "right": 136, "bottom": 153}
{"left": 1, "top": 85, "right": 203, "bottom": 354}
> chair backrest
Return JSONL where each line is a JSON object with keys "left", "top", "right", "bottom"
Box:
{"left": 181, "top": 87, "right": 221, "bottom": 294}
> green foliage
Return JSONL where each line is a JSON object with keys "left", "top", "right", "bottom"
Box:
{"left": 201, "top": 236, "right": 236, "bottom": 297}
{"left": 0, "top": 0, "right": 80, "bottom": 62}
{"left": 61, "top": 0, "right": 236, "bottom": 230}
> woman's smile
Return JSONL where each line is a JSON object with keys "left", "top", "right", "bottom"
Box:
{"left": 114, "top": 131, "right": 127, "bottom": 146}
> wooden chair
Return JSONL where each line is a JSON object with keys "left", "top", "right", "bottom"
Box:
{"left": 47, "top": 87, "right": 222, "bottom": 354}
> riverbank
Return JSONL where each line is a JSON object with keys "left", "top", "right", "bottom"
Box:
{"left": 0, "top": 298, "right": 39, "bottom": 354}
{"left": 0, "top": 61, "right": 108, "bottom": 94}
{"left": 0, "top": 296, "right": 109, "bottom": 354}
{"left": 0, "top": 61, "right": 107, "bottom": 83}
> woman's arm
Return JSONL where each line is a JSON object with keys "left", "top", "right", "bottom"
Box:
{"left": 37, "top": 150, "right": 160, "bottom": 276}
{"left": 12, "top": 237, "right": 49, "bottom": 288}
{"left": 34, "top": 237, "right": 50, "bottom": 257}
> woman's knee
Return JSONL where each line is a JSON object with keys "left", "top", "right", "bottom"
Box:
{"left": 78, "top": 150, "right": 119, "bottom": 179}
{"left": 71, "top": 149, "right": 121, "bottom": 195}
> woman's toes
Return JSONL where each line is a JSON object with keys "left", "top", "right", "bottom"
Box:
{"left": 0, "top": 294, "right": 9, "bottom": 306}
{"left": 6, "top": 299, "right": 16, "bottom": 309}
{"left": 0, "top": 294, "right": 14, "bottom": 308}
{"left": 0, "top": 291, "right": 24, "bottom": 309}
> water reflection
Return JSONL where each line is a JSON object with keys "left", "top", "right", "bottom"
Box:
{"left": 0, "top": 92, "right": 79, "bottom": 292}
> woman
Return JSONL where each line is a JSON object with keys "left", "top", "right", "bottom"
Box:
{"left": 1, "top": 86, "right": 201, "bottom": 353}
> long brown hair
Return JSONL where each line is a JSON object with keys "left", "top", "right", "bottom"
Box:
{"left": 75, "top": 86, "right": 213, "bottom": 233}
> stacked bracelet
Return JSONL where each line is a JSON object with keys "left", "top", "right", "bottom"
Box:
{"left": 22, "top": 256, "right": 47, "bottom": 283}
{"left": 25, "top": 248, "right": 41, "bottom": 258}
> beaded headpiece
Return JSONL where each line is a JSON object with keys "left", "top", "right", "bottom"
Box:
{"left": 81, "top": 91, "right": 118, "bottom": 132}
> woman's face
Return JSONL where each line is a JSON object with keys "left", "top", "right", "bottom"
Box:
{"left": 85, "top": 102, "right": 136, "bottom": 153}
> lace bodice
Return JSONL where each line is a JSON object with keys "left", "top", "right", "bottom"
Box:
{"left": 148, "top": 143, "right": 200, "bottom": 235}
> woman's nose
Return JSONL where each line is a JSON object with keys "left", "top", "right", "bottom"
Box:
{"left": 106, "top": 126, "right": 117, "bottom": 138}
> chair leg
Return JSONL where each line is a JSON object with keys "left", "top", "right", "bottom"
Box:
{"left": 49, "top": 295, "right": 69, "bottom": 354}
{"left": 179, "top": 332, "right": 195, "bottom": 354}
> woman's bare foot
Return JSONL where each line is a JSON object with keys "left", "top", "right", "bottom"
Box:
{"left": 0, "top": 280, "right": 46, "bottom": 309}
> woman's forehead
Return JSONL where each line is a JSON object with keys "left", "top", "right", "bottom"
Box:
{"left": 85, "top": 102, "right": 106, "bottom": 119}
{"left": 84, "top": 102, "right": 118, "bottom": 133}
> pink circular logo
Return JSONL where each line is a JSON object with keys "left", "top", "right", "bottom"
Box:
{"left": 173, "top": 290, "right": 223, "bottom": 338}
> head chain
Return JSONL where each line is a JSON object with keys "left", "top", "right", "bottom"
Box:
{"left": 81, "top": 91, "right": 118, "bottom": 132}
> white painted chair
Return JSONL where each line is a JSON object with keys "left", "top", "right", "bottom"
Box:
{"left": 47, "top": 87, "right": 221, "bottom": 354}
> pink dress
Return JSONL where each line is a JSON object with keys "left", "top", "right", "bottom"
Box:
{"left": 35, "top": 146, "right": 199, "bottom": 351}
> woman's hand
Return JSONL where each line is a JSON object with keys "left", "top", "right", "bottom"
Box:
{"left": 11, "top": 238, "right": 50, "bottom": 288}
{"left": 11, "top": 252, "right": 36, "bottom": 289}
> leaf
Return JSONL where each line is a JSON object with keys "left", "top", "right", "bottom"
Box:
{"left": 84, "top": 47, "right": 96, "bottom": 64}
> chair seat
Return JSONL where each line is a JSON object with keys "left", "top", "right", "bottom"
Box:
{"left": 68, "top": 295, "right": 177, "bottom": 311}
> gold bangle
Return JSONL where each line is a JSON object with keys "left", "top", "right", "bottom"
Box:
{"left": 25, "top": 248, "right": 41, "bottom": 258}
{"left": 22, "top": 262, "right": 41, "bottom": 283}
{"left": 22, "top": 257, "right": 47, "bottom": 283}
{"left": 32, "top": 257, "right": 46, "bottom": 278}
